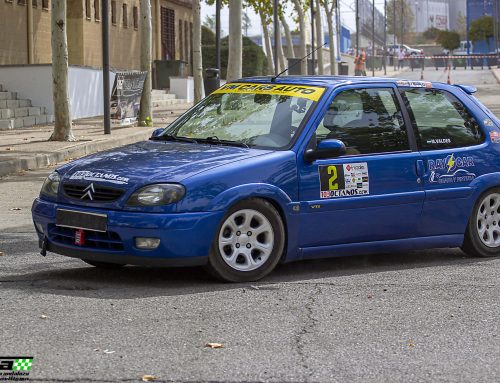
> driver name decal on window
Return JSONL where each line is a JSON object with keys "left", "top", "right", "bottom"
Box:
{"left": 214, "top": 82, "right": 325, "bottom": 102}
{"left": 319, "top": 163, "right": 369, "bottom": 198}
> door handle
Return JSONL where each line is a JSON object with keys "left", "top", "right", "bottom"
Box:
{"left": 416, "top": 159, "right": 425, "bottom": 179}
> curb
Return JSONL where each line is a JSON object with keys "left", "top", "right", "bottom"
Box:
{"left": 0, "top": 128, "right": 154, "bottom": 178}
{"left": 492, "top": 68, "right": 500, "bottom": 84}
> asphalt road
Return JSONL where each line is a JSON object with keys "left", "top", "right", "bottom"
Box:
{"left": 1, "top": 70, "right": 500, "bottom": 383}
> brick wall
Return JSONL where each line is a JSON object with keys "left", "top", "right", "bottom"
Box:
{"left": 0, "top": 0, "right": 193, "bottom": 71}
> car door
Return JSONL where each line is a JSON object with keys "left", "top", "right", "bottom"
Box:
{"left": 297, "top": 84, "right": 425, "bottom": 250}
{"left": 399, "top": 86, "right": 487, "bottom": 236}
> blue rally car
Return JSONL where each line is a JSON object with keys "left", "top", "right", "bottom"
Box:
{"left": 32, "top": 76, "right": 500, "bottom": 282}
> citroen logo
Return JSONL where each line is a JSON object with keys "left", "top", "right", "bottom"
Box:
{"left": 81, "top": 183, "right": 95, "bottom": 200}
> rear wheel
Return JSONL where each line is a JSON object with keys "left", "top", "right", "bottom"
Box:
{"left": 207, "top": 199, "right": 285, "bottom": 282}
{"left": 462, "top": 189, "right": 500, "bottom": 257}
{"left": 83, "top": 260, "right": 125, "bottom": 269}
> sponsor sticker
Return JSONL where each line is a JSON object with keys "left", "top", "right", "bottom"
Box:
{"left": 319, "top": 162, "right": 369, "bottom": 198}
{"left": 396, "top": 80, "right": 433, "bottom": 88}
{"left": 426, "top": 138, "right": 451, "bottom": 145}
{"left": 428, "top": 153, "right": 476, "bottom": 184}
{"left": 213, "top": 82, "right": 325, "bottom": 102}
{"left": 69, "top": 171, "right": 130, "bottom": 185}
{"left": 484, "top": 119, "right": 494, "bottom": 127}
{"left": 0, "top": 356, "right": 34, "bottom": 381}
{"left": 490, "top": 131, "right": 500, "bottom": 143}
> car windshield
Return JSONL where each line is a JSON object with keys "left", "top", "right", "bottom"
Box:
{"left": 161, "top": 82, "right": 324, "bottom": 149}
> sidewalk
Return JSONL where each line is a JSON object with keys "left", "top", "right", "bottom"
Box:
{"left": 0, "top": 103, "right": 191, "bottom": 178}
{"left": 492, "top": 68, "right": 500, "bottom": 84}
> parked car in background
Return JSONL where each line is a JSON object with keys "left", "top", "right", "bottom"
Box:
{"left": 388, "top": 44, "right": 424, "bottom": 56}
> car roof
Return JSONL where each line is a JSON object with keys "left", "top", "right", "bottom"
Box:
{"left": 236, "top": 75, "right": 425, "bottom": 88}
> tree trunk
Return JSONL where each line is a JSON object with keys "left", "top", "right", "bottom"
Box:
{"left": 192, "top": 0, "right": 203, "bottom": 102}
{"left": 292, "top": 0, "right": 307, "bottom": 75}
{"left": 281, "top": 16, "right": 295, "bottom": 59}
{"left": 315, "top": 0, "right": 324, "bottom": 75}
{"left": 325, "top": 7, "right": 337, "bottom": 75}
{"left": 260, "top": 11, "right": 274, "bottom": 75}
{"left": 277, "top": 21, "right": 286, "bottom": 72}
{"left": 50, "top": 0, "right": 74, "bottom": 141}
{"left": 139, "top": 0, "right": 152, "bottom": 126}
{"left": 227, "top": 0, "right": 242, "bottom": 81}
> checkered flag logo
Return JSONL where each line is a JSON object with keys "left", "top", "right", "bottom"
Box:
{"left": 12, "top": 358, "right": 33, "bottom": 371}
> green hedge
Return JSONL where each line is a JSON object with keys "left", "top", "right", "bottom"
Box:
{"left": 202, "top": 36, "right": 268, "bottom": 79}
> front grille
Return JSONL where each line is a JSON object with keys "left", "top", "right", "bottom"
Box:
{"left": 48, "top": 225, "right": 124, "bottom": 251}
{"left": 63, "top": 183, "right": 124, "bottom": 202}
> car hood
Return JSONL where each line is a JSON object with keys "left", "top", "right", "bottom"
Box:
{"left": 59, "top": 140, "right": 269, "bottom": 187}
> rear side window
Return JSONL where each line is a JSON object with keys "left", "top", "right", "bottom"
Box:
{"left": 403, "top": 89, "right": 484, "bottom": 150}
{"left": 314, "top": 88, "right": 409, "bottom": 155}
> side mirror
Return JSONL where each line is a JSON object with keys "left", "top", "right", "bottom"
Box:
{"left": 304, "top": 139, "right": 346, "bottom": 162}
{"left": 151, "top": 128, "right": 165, "bottom": 138}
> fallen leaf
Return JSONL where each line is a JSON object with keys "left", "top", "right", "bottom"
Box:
{"left": 408, "top": 340, "right": 416, "bottom": 348}
{"left": 0, "top": 251, "right": 4, "bottom": 256}
{"left": 250, "top": 285, "right": 260, "bottom": 290}
{"left": 205, "top": 343, "right": 224, "bottom": 349}
{"left": 367, "top": 295, "right": 373, "bottom": 299}
{"left": 5, "top": 147, "right": 12, "bottom": 151}
{"left": 93, "top": 348, "right": 100, "bottom": 352}
{"left": 103, "top": 349, "right": 115, "bottom": 354}
{"left": 40, "top": 314, "right": 48, "bottom": 319}
{"left": 10, "top": 208, "right": 21, "bottom": 211}
{"left": 142, "top": 375, "right": 156, "bottom": 382}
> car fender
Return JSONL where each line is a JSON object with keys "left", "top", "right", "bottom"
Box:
{"left": 208, "top": 183, "right": 293, "bottom": 213}
{"left": 467, "top": 172, "right": 500, "bottom": 212}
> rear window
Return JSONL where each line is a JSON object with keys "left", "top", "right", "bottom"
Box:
{"left": 403, "top": 89, "right": 484, "bottom": 150}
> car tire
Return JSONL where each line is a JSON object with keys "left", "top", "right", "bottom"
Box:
{"left": 462, "top": 188, "right": 500, "bottom": 257}
{"left": 206, "top": 198, "right": 285, "bottom": 282}
{"left": 83, "top": 260, "right": 126, "bottom": 269}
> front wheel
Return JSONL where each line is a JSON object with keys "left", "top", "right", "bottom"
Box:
{"left": 207, "top": 199, "right": 285, "bottom": 282}
{"left": 462, "top": 188, "right": 500, "bottom": 257}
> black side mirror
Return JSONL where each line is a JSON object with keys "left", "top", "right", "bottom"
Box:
{"left": 304, "top": 139, "right": 346, "bottom": 162}
{"left": 150, "top": 128, "right": 165, "bottom": 138}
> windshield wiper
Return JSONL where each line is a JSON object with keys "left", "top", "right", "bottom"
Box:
{"left": 150, "top": 134, "right": 198, "bottom": 144}
{"left": 201, "top": 136, "right": 250, "bottom": 148}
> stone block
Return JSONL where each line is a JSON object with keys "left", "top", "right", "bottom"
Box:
{"left": 23, "top": 116, "right": 36, "bottom": 127}
{"left": 0, "top": 119, "right": 13, "bottom": 130}
{"left": 28, "top": 107, "right": 41, "bottom": 116}
{"left": 35, "top": 115, "right": 47, "bottom": 125}
{"left": 13, "top": 118, "right": 24, "bottom": 128}
{"left": 0, "top": 101, "right": 6, "bottom": 108}
{"left": 18, "top": 99, "right": 31, "bottom": 107}
{"left": 14, "top": 108, "right": 28, "bottom": 117}
{"left": 0, "top": 109, "right": 13, "bottom": 119}
{"left": 6, "top": 100, "right": 20, "bottom": 108}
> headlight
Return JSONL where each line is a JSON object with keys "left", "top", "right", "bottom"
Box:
{"left": 40, "top": 171, "right": 60, "bottom": 197}
{"left": 126, "top": 184, "right": 185, "bottom": 206}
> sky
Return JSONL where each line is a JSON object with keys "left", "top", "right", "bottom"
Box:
{"left": 201, "top": 0, "right": 387, "bottom": 37}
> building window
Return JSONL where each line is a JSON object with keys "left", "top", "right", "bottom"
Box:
{"left": 122, "top": 3, "right": 128, "bottom": 27}
{"left": 111, "top": 0, "right": 116, "bottom": 25}
{"left": 85, "top": 0, "right": 91, "bottom": 19}
{"left": 178, "top": 20, "right": 183, "bottom": 60}
{"left": 18, "top": 0, "right": 26, "bottom": 5}
{"left": 133, "top": 6, "right": 138, "bottom": 29}
{"left": 42, "top": 0, "right": 48, "bottom": 9}
{"left": 94, "top": 0, "right": 100, "bottom": 21}
{"left": 160, "top": 7, "right": 175, "bottom": 60}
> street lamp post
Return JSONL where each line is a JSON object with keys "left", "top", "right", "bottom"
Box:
{"left": 384, "top": 0, "right": 387, "bottom": 75}
{"left": 215, "top": 0, "right": 221, "bottom": 73}
{"left": 356, "top": 0, "right": 360, "bottom": 57}
{"left": 102, "top": 0, "right": 110, "bottom": 135}
{"left": 311, "top": 0, "right": 315, "bottom": 75}
{"left": 372, "top": 0, "right": 375, "bottom": 76}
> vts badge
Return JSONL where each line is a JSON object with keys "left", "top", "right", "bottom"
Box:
{"left": 428, "top": 154, "right": 476, "bottom": 184}
{"left": 0, "top": 356, "right": 34, "bottom": 381}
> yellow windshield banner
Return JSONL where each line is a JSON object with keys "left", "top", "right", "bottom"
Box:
{"left": 213, "top": 82, "right": 325, "bottom": 102}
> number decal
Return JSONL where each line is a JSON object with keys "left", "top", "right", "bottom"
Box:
{"left": 328, "top": 165, "right": 338, "bottom": 190}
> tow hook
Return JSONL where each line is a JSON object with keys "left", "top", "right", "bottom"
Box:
{"left": 40, "top": 237, "right": 48, "bottom": 257}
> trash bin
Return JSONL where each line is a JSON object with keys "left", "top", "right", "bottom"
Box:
{"left": 204, "top": 68, "right": 220, "bottom": 95}
{"left": 338, "top": 62, "right": 349, "bottom": 75}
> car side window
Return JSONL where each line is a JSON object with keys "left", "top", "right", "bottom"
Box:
{"left": 403, "top": 89, "right": 484, "bottom": 150}
{"left": 314, "top": 88, "right": 409, "bottom": 155}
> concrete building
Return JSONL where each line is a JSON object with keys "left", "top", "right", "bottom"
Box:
{"left": 408, "top": 0, "right": 450, "bottom": 33}
{"left": 0, "top": 0, "right": 193, "bottom": 71}
{"left": 449, "top": 0, "right": 467, "bottom": 31}
{"left": 466, "top": 0, "right": 499, "bottom": 53}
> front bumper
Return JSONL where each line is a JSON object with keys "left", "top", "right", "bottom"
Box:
{"left": 32, "top": 198, "right": 224, "bottom": 267}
